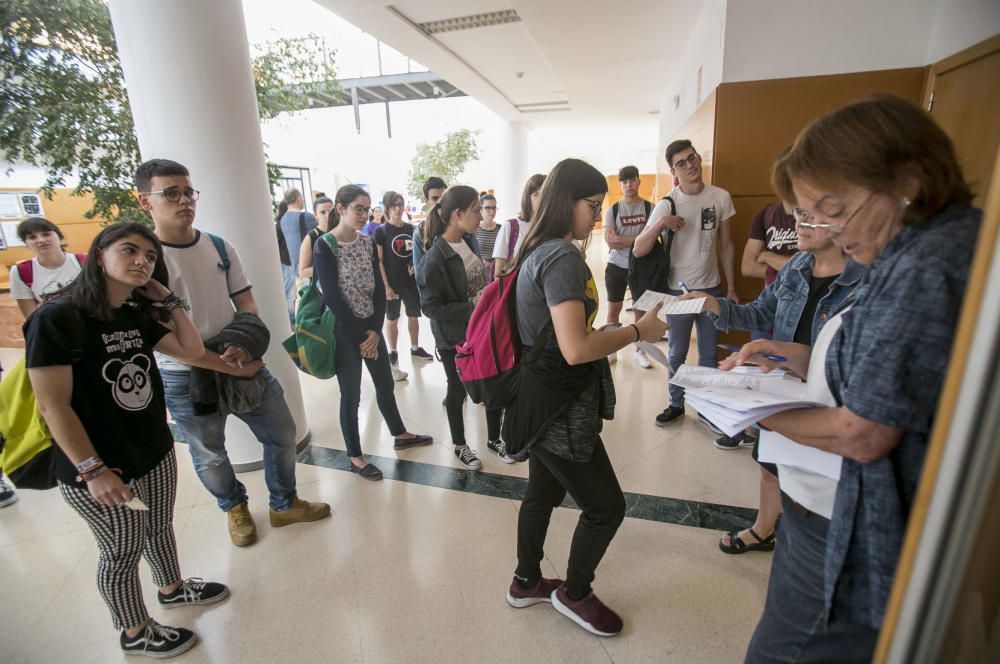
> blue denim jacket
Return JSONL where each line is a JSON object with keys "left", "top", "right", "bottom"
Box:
{"left": 821, "top": 203, "right": 981, "bottom": 628}
{"left": 714, "top": 251, "right": 865, "bottom": 343}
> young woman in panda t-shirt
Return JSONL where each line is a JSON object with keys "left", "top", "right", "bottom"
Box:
{"left": 24, "top": 223, "right": 227, "bottom": 659}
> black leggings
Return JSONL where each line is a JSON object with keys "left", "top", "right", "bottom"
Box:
{"left": 438, "top": 347, "right": 502, "bottom": 446}
{"left": 516, "top": 438, "right": 626, "bottom": 598}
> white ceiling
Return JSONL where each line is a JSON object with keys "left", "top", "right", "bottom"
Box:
{"left": 312, "top": 0, "right": 702, "bottom": 121}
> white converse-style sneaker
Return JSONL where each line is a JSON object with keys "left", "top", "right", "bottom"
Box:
{"left": 633, "top": 348, "right": 652, "bottom": 369}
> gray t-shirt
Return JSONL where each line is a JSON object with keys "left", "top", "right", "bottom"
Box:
{"left": 603, "top": 199, "right": 651, "bottom": 269}
{"left": 517, "top": 239, "right": 598, "bottom": 348}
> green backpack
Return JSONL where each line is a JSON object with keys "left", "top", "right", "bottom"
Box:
{"left": 282, "top": 233, "right": 337, "bottom": 379}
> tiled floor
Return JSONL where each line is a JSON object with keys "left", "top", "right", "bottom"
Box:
{"left": 0, "top": 238, "right": 772, "bottom": 663}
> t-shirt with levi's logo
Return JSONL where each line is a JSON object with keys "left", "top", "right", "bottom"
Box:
{"left": 23, "top": 297, "right": 173, "bottom": 485}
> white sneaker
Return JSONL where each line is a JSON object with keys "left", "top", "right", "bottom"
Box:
{"left": 391, "top": 365, "right": 408, "bottom": 381}
{"left": 454, "top": 445, "right": 483, "bottom": 471}
{"left": 633, "top": 348, "right": 652, "bottom": 369}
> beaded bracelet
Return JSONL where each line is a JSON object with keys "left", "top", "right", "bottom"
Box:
{"left": 157, "top": 292, "right": 191, "bottom": 313}
{"left": 77, "top": 464, "right": 109, "bottom": 483}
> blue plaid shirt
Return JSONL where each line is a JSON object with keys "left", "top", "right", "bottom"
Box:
{"left": 823, "top": 203, "right": 981, "bottom": 627}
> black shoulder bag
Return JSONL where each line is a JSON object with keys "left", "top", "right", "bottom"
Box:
{"left": 627, "top": 196, "right": 675, "bottom": 300}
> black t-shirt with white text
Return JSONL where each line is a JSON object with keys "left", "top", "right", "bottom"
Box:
{"left": 24, "top": 298, "right": 173, "bottom": 485}
{"left": 793, "top": 274, "right": 838, "bottom": 346}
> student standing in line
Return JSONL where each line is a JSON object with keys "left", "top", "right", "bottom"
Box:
{"left": 603, "top": 165, "right": 654, "bottom": 368}
{"left": 683, "top": 210, "right": 862, "bottom": 554}
{"left": 374, "top": 190, "right": 433, "bottom": 383}
{"left": 493, "top": 173, "right": 545, "bottom": 277}
{"left": 633, "top": 140, "right": 738, "bottom": 427}
{"left": 141, "top": 159, "right": 330, "bottom": 548}
{"left": 362, "top": 206, "right": 383, "bottom": 236}
{"left": 8, "top": 217, "right": 84, "bottom": 318}
{"left": 477, "top": 194, "right": 501, "bottom": 280}
{"left": 297, "top": 195, "right": 336, "bottom": 280}
{"left": 416, "top": 186, "right": 509, "bottom": 470}
{"left": 278, "top": 188, "right": 317, "bottom": 322}
{"left": 411, "top": 176, "right": 447, "bottom": 270}
{"left": 26, "top": 223, "right": 227, "bottom": 659}
{"left": 313, "top": 185, "right": 433, "bottom": 481}
{"left": 502, "top": 158, "right": 667, "bottom": 637}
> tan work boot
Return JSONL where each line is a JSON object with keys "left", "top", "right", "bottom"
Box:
{"left": 269, "top": 497, "right": 331, "bottom": 527}
{"left": 227, "top": 502, "right": 257, "bottom": 546}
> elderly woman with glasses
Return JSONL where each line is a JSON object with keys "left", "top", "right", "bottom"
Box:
{"left": 722, "top": 95, "right": 981, "bottom": 663}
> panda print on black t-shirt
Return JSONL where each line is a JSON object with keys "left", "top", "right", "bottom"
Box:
{"left": 102, "top": 354, "right": 153, "bottom": 411}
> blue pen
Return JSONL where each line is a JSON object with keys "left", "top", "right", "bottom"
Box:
{"left": 717, "top": 344, "right": 787, "bottom": 363}
{"left": 679, "top": 281, "right": 690, "bottom": 294}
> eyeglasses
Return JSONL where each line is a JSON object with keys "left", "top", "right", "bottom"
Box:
{"left": 793, "top": 193, "right": 874, "bottom": 235}
{"left": 581, "top": 198, "right": 603, "bottom": 218}
{"left": 671, "top": 153, "right": 700, "bottom": 171}
{"left": 348, "top": 203, "right": 371, "bottom": 215}
{"left": 146, "top": 188, "right": 200, "bottom": 203}
{"left": 481, "top": 206, "right": 496, "bottom": 211}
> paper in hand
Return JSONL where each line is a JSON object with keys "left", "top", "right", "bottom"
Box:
{"left": 632, "top": 290, "right": 706, "bottom": 317}
{"left": 124, "top": 497, "right": 149, "bottom": 511}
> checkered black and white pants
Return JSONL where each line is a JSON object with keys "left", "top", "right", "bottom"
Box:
{"left": 59, "top": 450, "right": 182, "bottom": 631}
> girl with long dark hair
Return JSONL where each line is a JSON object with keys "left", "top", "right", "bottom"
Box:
{"left": 502, "top": 159, "right": 666, "bottom": 637}
{"left": 25, "top": 223, "right": 227, "bottom": 659}
{"left": 416, "top": 186, "right": 506, "bottom": 470}
{"left": 313, "top": 185, "right": 433, "bottom": 481}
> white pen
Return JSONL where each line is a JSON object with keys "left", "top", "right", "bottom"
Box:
{"left": 679, "top": 281, "right": 690, "bottom": 294}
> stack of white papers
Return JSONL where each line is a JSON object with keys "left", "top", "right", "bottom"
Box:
{"left": 669, "top": 365, "right": 823, "bottom": 436}
{"left": 632, "top": 290, "right": 706, "bottom": 317}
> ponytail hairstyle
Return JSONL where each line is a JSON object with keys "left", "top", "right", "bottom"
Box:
{"left": 519, "top": 173, "right": 546, "bottom": 221}
{"left": 275, "top": 200, "right": 288, "bottom": 223}
{"left": 507, "top": 158, "right": 607, "bottom": 273}
{"left": 48, "top": 222, "right": 165, "bottom": 322}
{"left": 423, "top": 185, "right": 479, "bottom": 250}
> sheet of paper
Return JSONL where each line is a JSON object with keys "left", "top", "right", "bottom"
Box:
{"left": 757, "top": 430, "right": 843, "bottom": 480}
{"left": 0, "top": 192, "right": 21, "bottom": 218}
{"left": 632, "top": 290, "right": 706, "bottom": 316}
{"left": 670, "top": 364, "right": 806, "bottom": 398}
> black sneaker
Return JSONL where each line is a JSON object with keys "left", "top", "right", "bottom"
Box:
{"left": 394, "top": 433, "right": 433, "bottom": 450}
{"left": 655, "top": 406, "right": 685, "bottom": 427}
{"left": 411, "top": 347, "right": 434, "bottom": 362}
{"left": 158, "top": 577, "right": 229, "bottom": 609}
{"left": 120, "top": 620, "right": 197, "bottom": 659}
{"left": 388, "top": 350, "right": 399, "bottom": 366}
{"left": 487, "top": 439, "right": 515, "bottom": 464}
{"left": 714, "top": 433, "right": 744, "bottom": 450}
{"left": 454, "top": 445, "right": 483, "bottom": 470}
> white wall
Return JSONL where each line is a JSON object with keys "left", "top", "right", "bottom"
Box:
{"left": 657, "top": 0, "right": 727, "bottom": 171}
{"left": 925, "top": 0, "right": 1000, "bottom": 63}
{"left": 526, "top": 118, "right": 659, "bottom": 179}
{"left": 722, "top": 0, "right": 937, "bottom": 83}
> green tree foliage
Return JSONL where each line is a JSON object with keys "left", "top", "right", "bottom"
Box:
{"left": 407, "top": 129, "right": 481, "bottom": 205}
{"left": 0, "top": 0, "right": 339, "bottom": 223}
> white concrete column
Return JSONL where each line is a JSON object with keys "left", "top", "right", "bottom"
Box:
{"left": 109, "top": 0, "right": 308, "bottom": 470}
{"left": 498, "top": 121, "right": 528, "bottom": 221}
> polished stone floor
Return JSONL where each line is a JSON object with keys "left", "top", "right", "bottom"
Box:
{"left": 0, "top": 240, "right": 772, "bottom": 663}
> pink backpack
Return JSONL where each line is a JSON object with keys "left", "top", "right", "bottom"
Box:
{"left": 455, "top": 266, "right": 542, "bottom": 409}
{"left": 16, "top": 253, "right": 86, "bottom": 289}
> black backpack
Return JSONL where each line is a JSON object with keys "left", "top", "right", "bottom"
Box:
{"left": 625, "top": 197, "right": 675, "bottom": 300}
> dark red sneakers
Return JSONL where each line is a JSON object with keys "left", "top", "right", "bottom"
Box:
{"left": 551, "top": 585, "right": 624, "bottom": 636}
{"left": 505, "top": 576, "right": 564, "bottom": 608}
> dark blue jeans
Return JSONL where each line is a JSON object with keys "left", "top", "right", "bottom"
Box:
{"left": 667, "top": 285, "right": 724, "bottom": 408}
{"left": 334, "top": 326, "right": 406, "bottom": 457}
{"left": 744, "top": 493, "right": 879, "bottom": 663}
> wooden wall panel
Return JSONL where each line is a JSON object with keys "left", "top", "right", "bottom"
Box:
{"left": 713, "top": 68, "right": 927, "bottom": 197}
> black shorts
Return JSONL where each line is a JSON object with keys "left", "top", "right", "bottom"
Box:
{"left": 604, "top": 263, "right": 630, "bottom": 303}
{"left": 386, "top": 283, "right": 421, "bottom": 320}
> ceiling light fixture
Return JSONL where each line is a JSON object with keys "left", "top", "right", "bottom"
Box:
{"left": 418, "top": 10, "right": 521, "bottom": 34}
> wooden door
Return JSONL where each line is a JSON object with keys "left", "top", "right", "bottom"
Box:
{"left": 924, "top": 34, "right": 1000, "bottom": 207}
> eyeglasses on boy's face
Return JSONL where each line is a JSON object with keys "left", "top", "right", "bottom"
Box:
{"left": 670, "top": 153, "right": 700, "bottom": 171}
{"left": 146, "top": 187, "right": 200, "bottom": 203}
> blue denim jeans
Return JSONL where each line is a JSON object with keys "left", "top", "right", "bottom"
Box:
{"left": 162, "top": 368, "right": 297, "bottom": 511}
{"left": 744, "top": 493, "right": 879, "bottom": 663}
{"left": 667, "top": 285, "right": 724, "bottom": 408}
{"left": 334, "top": 326, "right": 406, "bottom": 457}
{"left": 281, "top": 263, "right": 297, "bottom": 325}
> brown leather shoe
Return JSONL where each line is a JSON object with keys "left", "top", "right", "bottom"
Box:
{"left": 227, "top": 502, "right": 257, "bottom": 546}
{"left": 269, "top": 497, "right": 332, "bottom": 527}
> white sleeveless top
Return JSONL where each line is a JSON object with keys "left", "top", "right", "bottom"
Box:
{"left": 777, "top": 308, "right": 850, "bottom": 518}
